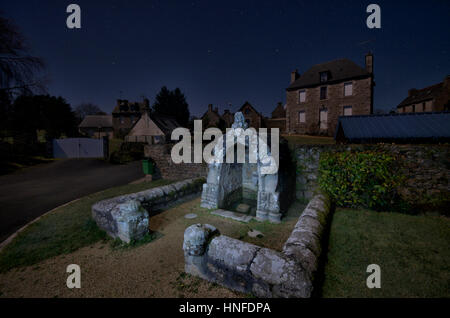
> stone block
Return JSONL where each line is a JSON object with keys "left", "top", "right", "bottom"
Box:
{"left": 183, "top": 223, "right": 218, "bottom": 256}
{"left": 92, "top": 199, "right": 149, "bottom": 243}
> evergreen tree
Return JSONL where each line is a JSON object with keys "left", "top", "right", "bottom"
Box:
{"left": 152, "top": 86, "right": 190, "bottom": 127}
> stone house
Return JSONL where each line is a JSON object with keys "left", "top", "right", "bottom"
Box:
{"left": 222, "top": 109, "right": 234, "bottom": 127}
{"left": 125, "top": 112, "right": 179, "bottom": 144}
{"left": 112, "top": 98, "right": 150, "bottom": 137}
{"left": 286, "top": 53, "right": 374, "bottom": 136}
{"left": 201, "top": 104, "right": 223, "bottom": 129}
{"left": 264, "top": 102, "right": 287, "bottom": 134}
{"left": 78, "top": 115, "right": 113, "bottom": 139}
{"left": 239, "top": 101, "right": 264, "bottom": 129}
{"left": 397, "top": 76, "right": 450, "bottom": 113}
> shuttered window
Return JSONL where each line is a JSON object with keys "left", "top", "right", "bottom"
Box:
{"left": 320, "top": 109, "right": 328, "bottom": 129}
{"left": 298, "top": 111, "right": 306, "bottom": 123}
{"left": 343, "top": 105, "right": 352, "bottom": 116}
{"left": 299, "top": 90, "right": 306, "bottom": 103}
{"left": 344, "top": 82, "right": 353, "bottom": 96}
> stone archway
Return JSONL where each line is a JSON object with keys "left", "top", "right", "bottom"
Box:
{"left": 200, "top": 112, "right": 283, "bottom": 223}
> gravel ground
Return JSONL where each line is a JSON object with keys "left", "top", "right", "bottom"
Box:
{"left": 0, "top": 198, "right": 242, "bottom": 298}
{"left": 0, "top": 196, "right": 304, "bottom": 298}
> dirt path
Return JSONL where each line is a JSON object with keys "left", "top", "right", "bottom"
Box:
{"left": 0, "top": 196, "right": 304, "bottom": 298}
{"left": 0, "top": 198, "right": 242, "bottom": 298}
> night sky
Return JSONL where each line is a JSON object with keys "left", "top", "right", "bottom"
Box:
{"left": 2, "top": 0, "right": 449, "bottom": 117}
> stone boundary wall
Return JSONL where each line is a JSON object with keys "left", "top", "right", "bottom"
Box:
{"left": 295, "top": 144, "right": 450, "bottom": 210}
{"left": 183, "top": 192, "right": 331, "bottom": 298}
{"left": 92, "top": 178, "right": 205, "bottom": 242}
{"left": 144, "top": 144, "right": 208, "bottom": 180}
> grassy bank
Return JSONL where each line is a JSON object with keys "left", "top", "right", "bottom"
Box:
{"left": 321, "top": 208, "right": 450, "bottom": 297}
{"left": 0, "top": 179, "right": 173, "bottom": 273}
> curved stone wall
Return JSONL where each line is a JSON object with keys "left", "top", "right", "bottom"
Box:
{"left": 183, "top": 191, "right": 332, "bottom": 297}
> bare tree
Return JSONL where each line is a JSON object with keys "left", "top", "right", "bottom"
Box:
{"left": 74, "top": 103, "right": 105, "bottom": 121}
{"left": 0, "top": 15, "right": 46, "bottom": 95}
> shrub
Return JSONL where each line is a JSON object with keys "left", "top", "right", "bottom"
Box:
{"left": 318, "top": 151, "right": 405, "bottom": 210}
{"left": 109, "top": 142, "right": 146, "bottom": 164}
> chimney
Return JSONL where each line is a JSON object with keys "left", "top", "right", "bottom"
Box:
{"left": 408, "top": 88, "right": 418, "bottom": 96}
{"left": 291, "top": 69, "right": 299, "bottom": 83}
{"left": 365, "top": 52, "right": 373, "bottom": 74}
{"left": 208, "top": 104, "right": 213, "bottom": 112}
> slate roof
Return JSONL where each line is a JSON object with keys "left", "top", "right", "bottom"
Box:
{"left": 287, "top": 58, "right": 371, "bottom": 91}
{"left": 78, "top": 115, "right": 112, "bottom": 128}
{"left": 397, "top": 83, "right": 444, "bottom": 108}
{"left": 151, "top": 114, "right": 180, "bottom": 135}
{"left": 335, "top": 112, "right": 450, "bottom": 143}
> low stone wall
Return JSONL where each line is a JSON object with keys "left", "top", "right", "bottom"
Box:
{"left": 144, "top": 144, "right": 208, "bottom": 180}
{"left": 295, "top": 144, "right": 450, "bottom": 211}
{"left": 92, "top": 178, "right": 205, "bottom": 242}
{"left": 183, "top": 192, "right": 331, "bottom": 298}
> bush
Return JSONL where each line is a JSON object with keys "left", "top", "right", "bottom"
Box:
{"left": 109, "top": 142, "right": 146, "bottom": 164}
{"left": 318, "top": 151, "right": 405, "bottom": 211}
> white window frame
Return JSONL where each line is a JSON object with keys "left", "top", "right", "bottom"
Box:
{"left": 298, "top": 89, "right": 306, "bottom": 103}
{"left": 344, "top": 82, "right": 353, "bottom": 96}
{"left": 298, "top": 111, "right": 306, "bottom": 123}
{"left": 343, "top": 105, "right": 352, "bottom": 116}
{"left": 319, "top": 108, "right": 328, "bottom": 130}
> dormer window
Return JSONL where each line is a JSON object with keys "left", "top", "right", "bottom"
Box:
{"left": 320, "top": 71, "right": 328, "bottom": 83}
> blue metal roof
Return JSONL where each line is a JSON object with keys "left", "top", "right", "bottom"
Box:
{"left": 335, "top": 112, "right": 450, "bottom": 142}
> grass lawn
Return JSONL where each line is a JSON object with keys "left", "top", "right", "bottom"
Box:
{"left": 321, "top": 208, "right": 450, "bottom": 297}
{"left": 0, "top": 179, "right": 173, "bottom": 273}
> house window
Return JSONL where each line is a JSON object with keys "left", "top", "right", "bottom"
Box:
{"left": 320, "top": 71, "right": 328, "bottom": 83}
{"left": 298, "top": 111, "right": 306, "bottom": 123}
{"left": 244, "top": 108, "right": 250, "bottom": 115}
{"left": 130, "top": 115, "right": 135, "bottom": 123}
{"left": 343, "top": 105, "right": 352, "bottom": 116}
{"left": 344, "top": 82, "right": 353, "bottom": 96}
{"left": 120, "top": 116, "right": 125, "bottom": 124}
{"left": 320, "top": 86, "right": 327, "bottom": 100}
{"left": 299, "top": 90, "right": 306, "bottom": 103}
{"left": 412, "top": 104, "right": 416, "bottom": 112}
{"left": 319, "top": 108, "right": 328, "bottom": 130}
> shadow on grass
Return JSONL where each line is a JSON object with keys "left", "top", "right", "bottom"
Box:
{"left": 0, "top": 179, "right": 174, "bottom": 273}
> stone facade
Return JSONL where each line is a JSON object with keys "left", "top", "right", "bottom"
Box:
{"left": 239, "top": 102, "right": 264, "bottom": 129}
{"left": 112, "top": 98, "right": 150, "bottom": 137}
{"left": 222, "top": 109, "right": 234, "bottom": 127}
{"left": 144, "top": 144, "right": 208, "bottom": 180}
{"left": 183, "top": 192, "right": 332, "bottom": 298}
{"left": 397, "top": 75, "right": 450, "bottom": 113}
{"left": 287, "top": 77, "right": 373, "bottom": 136}
{"left": 286, "top": 54, "right": 374, "bottom": 136}
{"left": 294, "top": 144, "right": 450, "bottom": 211}
{"left": 201, "top": 104, "right": 223, "bottom": 129}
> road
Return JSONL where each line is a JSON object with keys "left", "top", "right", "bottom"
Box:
{"left": 0, "top": 159, "right": 144, "bottom": 243}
